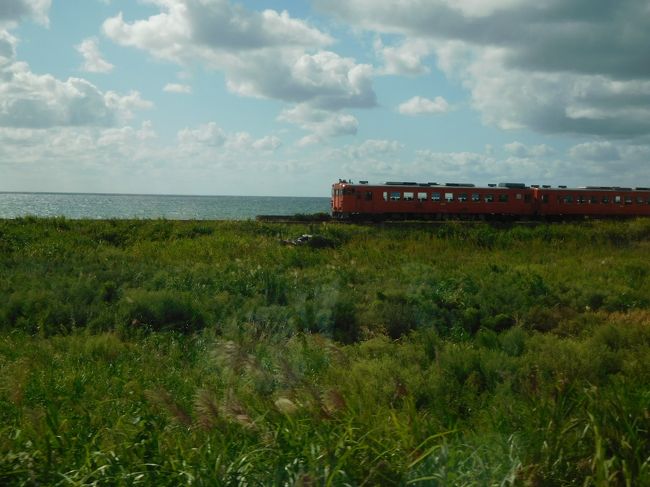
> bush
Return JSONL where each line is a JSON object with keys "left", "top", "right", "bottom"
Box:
{"left": 117, "top": 289, "right": 206, "bottom": 334}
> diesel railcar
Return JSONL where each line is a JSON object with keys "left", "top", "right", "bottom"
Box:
{"left": 331, "top": 180, "right": 650, "bottom": 220}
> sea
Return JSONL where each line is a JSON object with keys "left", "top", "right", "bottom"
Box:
{"left": 0, "top": 192, "right": 331, "bottom": 220}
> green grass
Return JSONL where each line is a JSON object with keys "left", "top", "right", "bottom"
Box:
{"left": 0, "top": 218, "right": 649, "bottom": 485}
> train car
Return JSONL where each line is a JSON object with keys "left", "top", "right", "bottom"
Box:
{"left": 331, "top": 180, "right": 535, "bottom": 219}
{"left": 533, "top": 186, "right": 650, "bottom": 218}
{"left": 332, "top": 180, "right": 650, "bottom": 220}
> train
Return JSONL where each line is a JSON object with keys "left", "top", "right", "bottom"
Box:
{"left": 331, "top": 180, "right": 650, "bottom": 220}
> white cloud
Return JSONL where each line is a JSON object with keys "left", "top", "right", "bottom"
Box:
{"left": 374, "top": 37, "right": 432, "bottom": 75}
{"left": 398, "top": 96, "right": 450, "bottom": 116}
{"left": 0, "top": 62, "right": 151, "bottom": 128}
{"left": 178, "top": 122, "right": 226, "bottom": 148}
{"left": 76, "top": 38, "right": 114, "bottom": 73}
{"left": 504, "top": 141, "right": 554, "bottom": 158}
{"left": 177, "top": 121, "right": 282, "bottom": 154}
{"left": 252, "top": 135, "right": 282, "bottom": 151}
{"left": 102, "top": 0, "right": 375, "bottom": 132}
{"left": 0, "top": 30, "right": 150, "bottom": 129}
{"left": 0, "top": 30, "right": 16, "bottom": 66}
{"left": 0, "top": 0, "right": 50, "bottom": 27}
{"left": 278, "top": 103, "right": 358, "bottom": 138}
{"left": 568, "top": 141, "right": 621, "bottom": 162}
{"left": 315, "top": 0, "right": 650, "bottom": 139}
{"left": 163, "top": 82, "right": 191, "bottom": 94}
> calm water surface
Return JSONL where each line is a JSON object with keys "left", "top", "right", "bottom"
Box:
{"left": 0, "top": 193, "right": 330, "bottom": 220}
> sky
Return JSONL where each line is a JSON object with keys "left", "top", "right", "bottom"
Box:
{"left": 1, "top": 0, "right": 649, "bottom": 196}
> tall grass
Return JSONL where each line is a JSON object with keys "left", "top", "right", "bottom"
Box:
{"left": 1, "top": 218, "right": 649, "bottom": 484}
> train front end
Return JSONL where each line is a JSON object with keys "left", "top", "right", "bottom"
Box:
{"left": 331, "top": 180, "right": 357, "bottom": 218}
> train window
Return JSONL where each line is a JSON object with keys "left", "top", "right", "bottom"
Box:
{"left": 561, "top": 195, "right": 573, "bottom": 204}
{"left": 515, "top": 194, "right": 522, "bottom": 200}
{"left": 383, "top": 192, "right": 388, "bottom": 201}
{"left": 637, "top": 197, "right": 645, "bottom": 204}
{"left": 541, "top": 194, "right": 549, "bottom": 203}
{"left": 485, "top": 194, "right": 494, "bottom": 202}
{"left": 577, "top": 195, "right": 586, "bottom": 204}
{"left": 458, "top": 193, "right": 468, "bottom": 202}
{"left": 445, "top": 192, "right": 454, "bottom": 202}
{"left": 418, "top": 192, "right": 427, "bottom": 201}
{"left": 614, "top": 195, "right": 621, "bottom": 204}
{"left": 524, "top": 194, "right": 532, "bottom": 202}
{"left": 404, "top": 192, "right": 414, "bottom": 201}
{"left": 590, "top": 196, "right": 598, "bottom": 204}
{"left": 602, "top": 196, "right": 609, "bottom": 203}
{"left": 432, "top": 192, "right": 441, "bottom": 202}
{"left": 343, "top": 188, "right": 354, "bottom": 195}
{"left": 365, "top": 191, "right": 373, "bottom": 201}
{"left": 498, "top": 194, "right": 509, "bottom": 202}
{"left": 390, "top": 191, "right": 401, "bottom": 201}
{"left": 625, "top": 196, "right": 632, "bottom": 204}
{"left": 472, "top": 193, "right": 480, "bottom": 202}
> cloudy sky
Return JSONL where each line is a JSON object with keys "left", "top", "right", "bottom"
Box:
{"left": 1, "top": 0, "right": 649, "bottom": 196}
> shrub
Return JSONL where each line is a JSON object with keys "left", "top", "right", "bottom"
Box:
{"left": 117, "top": 289, "right": 206, "bottom": 334}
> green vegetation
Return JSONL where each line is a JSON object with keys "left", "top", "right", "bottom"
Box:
{"left": 1, "top": 217, "right": 649, "bottom": 485}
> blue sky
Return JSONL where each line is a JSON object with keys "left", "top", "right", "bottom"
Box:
{"left": 1, "top": 0, "right": 649, "bottom": 196}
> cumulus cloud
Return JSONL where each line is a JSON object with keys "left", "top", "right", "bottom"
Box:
{"left": 398, "top": 96, "right": 450, "bottom": 115}
{"left": 0, "top": 30, "right": 16, "bottom": 66}
{"left": 326, "top": 139, "right": 403, "bottom": 175}
{"left": 76, "top": 38, "right": 114, "bottom": 73}
{"left": 374, "top": 37, "right": 432, "bottom": 75}
{"left": 0, "top": 60, "right": 151, "bottom": 128}
{"left": 504, "top": 141, "right": 554, "bottom": 158}
{"left": 315, "top": 0, "right": 650, "bottom": 139}
{"left": 163, "top": 83, "right": 191, "bottom": 94}
{"left": 0, "top": 0, "right": 50, "bottom": 26}
{"left": 568, "top": 141, "right": 621, "bottom": 162}
{"left": 177, "top": 121, "right": 282, "bottom": 154}
{"left": 278, "top": 103, "right": 358, "bottom": 138}
{"left": 0, "top": 23, "right": 150, "bottom": 130}
{"left": 102, "top": 0, "right": 375, "bottom": 136}
{"left": 252, "top": 135, "right": 282, "bottom": 151}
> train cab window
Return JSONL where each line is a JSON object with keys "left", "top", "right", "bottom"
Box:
{"left": 472, "top": 193, "right": 480, "bottom": 202}
{"left": 342, "top": 188, "right": 354, "bottom": 195}
{"left": 602, "top": 196, "right": 609, "bottom": 204}
{"left": 432, "top": 192, "right": 441, "bottom": 202}
{"left": 365, "top": 191, "right": 373, "bottom": 201}
{"left": 390, "top": 191, "right": 401, "bottom": 201}
{"left": 418, "top": 192, "right": 427, "bottom": 201}
{"left": 614, "top": 195, "right": 621, "bottom": 204}
{"left": 404, "top": 191, "right": 414, "bottom": 201}
{"left": 541, "top": 194, "right": 549, "bottom": 203}
{"left": 625, "top": 196, "right": 632, "bottom": 204}
{"left": 498, "top": 194, "right": 509, "bottom": 202}
{"left": 458, "top": 193, "right": 468, "bottom": 202}
{"left": 485, "top": 194, "right": 494, "bottom": 203}
{"left": 445, "top": 192, "right": 454, "bottom": 202}
{"left": 590, "top": 196, "right": 598, "bottom": 204}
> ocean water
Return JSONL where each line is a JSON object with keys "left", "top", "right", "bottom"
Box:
{"left": 0, "top": 192, "right": 331, "bottom": 220}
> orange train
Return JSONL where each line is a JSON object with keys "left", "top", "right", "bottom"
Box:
{"left": 331, "top": 180, "right": 650, "bottom": 220}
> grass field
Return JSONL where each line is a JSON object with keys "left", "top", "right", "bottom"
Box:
{"left": 1, "top": 217, "right": 649, "bottom": 485}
